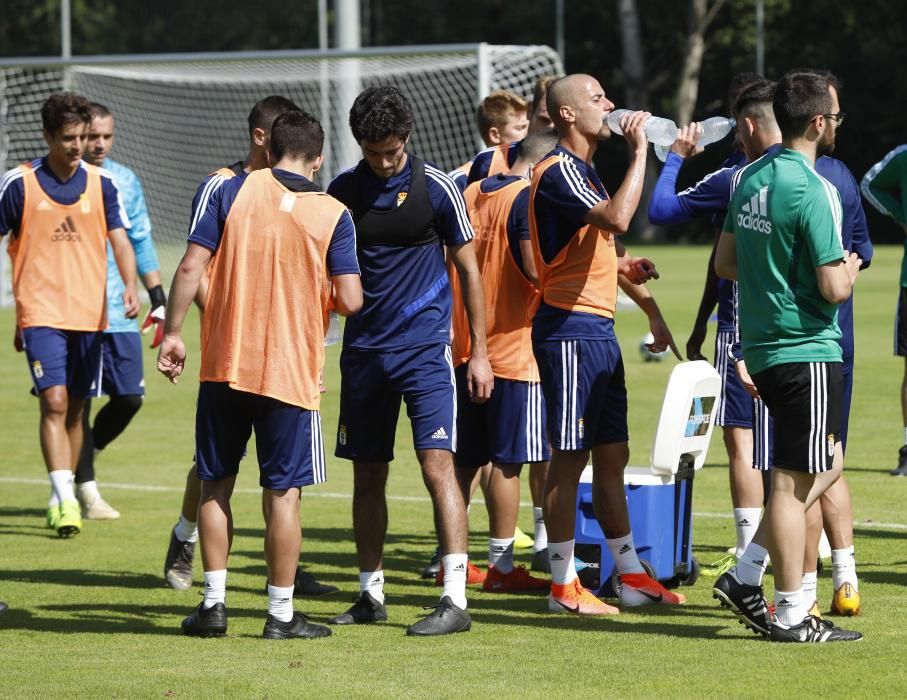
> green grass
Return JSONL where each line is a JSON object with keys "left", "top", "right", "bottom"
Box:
{"left": 1, "top": 245, "right": 905, "bottom": 699}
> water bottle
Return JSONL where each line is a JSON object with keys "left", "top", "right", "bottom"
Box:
{"left": 653, "top": 116, "right": 737, "bottom": 162}
{"left": 606, "top": 108, "right": 678, "bottom": 146}
{"left": 324, "top": 311, "right": 342, "bottom": 346}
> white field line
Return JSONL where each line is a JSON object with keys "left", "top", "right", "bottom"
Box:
{"left": 2, "top": 476, "right": 906, "bottom": 531}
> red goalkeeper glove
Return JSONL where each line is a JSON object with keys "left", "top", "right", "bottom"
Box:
{"left": 141, "top": 285, "right": 167, "bottom": 349}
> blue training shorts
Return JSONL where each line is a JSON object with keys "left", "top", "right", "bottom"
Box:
{"left": 454, "top": 364, "right": 550, "bottom": 470}
{"left": 22, "top": 326, "right": 102, "bottom": 398}
{"left": 195, "top": 381, "right": 325, "bottom": 490}
{"left": 533, "top": 337, "right": 628, "bottom": 450}
{"left": 96, "top": 332, "right": 144, "bottom": 397}
{"left": 336, "top": 342, "right": 456, "bottom": 462}
{"left": 714, "top": 329, "right": 754, "bottom": 429}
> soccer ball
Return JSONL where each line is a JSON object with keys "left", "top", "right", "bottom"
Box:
{"left": 639, "top": 332, "right": 670, "bottom": 362}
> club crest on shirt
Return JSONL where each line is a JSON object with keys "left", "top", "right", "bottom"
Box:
{"left": 80, "top": 193, "right": 91, "bottom": 214}
{"left": 31, "top": 360, "right": 43, "bottom": 379}
{"left": 396, "top": 191, "right": 408, "bottom": 207}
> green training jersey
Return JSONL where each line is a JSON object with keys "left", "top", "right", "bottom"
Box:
{"left": 860, "top": 144, "right": 907, "bottom": 286}
{"left": 722, "top": 148, "right": 845, "bottom": 373}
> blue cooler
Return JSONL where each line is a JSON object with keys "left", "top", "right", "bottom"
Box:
{"left": 573, "top": 361, "right": 720, "bottom": 595}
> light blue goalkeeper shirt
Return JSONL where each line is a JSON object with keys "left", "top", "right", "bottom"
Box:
{"left": 103, "top": 158, "right": 160, "bottom": 333}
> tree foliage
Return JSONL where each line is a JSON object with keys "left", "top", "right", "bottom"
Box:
{"left": 2, "top": 0, "right": 904, "bottom": 241}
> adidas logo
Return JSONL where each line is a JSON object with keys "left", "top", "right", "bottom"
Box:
{"left": 491, "top": 546, "right": 508, "bottom": 554}
{"left": 51, "top": 215, "right": 81, "bottom": 242}
{"left": 737, "top": 519, "right": 751, "bottom": 526}
{"left": 369, "top": 577, "right": 382, "bottom": 585}
{"left": 777, "top": 598, "right": 792, "bottom": 608}
{"left": 550, "top": 553, "right": 564, "bottom": 561}
{"left": 431, "top": 427, "right": 448, "bottom": 440}
{"left": 737, "top": 185, "right": 772, "bottom": 234}
{"left": 754, "top": 559, "right": 765, "bottom": 566}
{"left": 619, "top": 544, "right": 632, "bottom": 555}
{"left": 453, "top": 563, "right": 466, "bottom": 572}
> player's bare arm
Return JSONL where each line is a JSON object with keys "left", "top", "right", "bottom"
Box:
{"left": 714, "top": 230, "right": 737, "bottom": 280}
{"left": 331, "top": 273, "right": 363, "bottom": 316}
{"left": 615, "top": 238, "right": 659, "bottom": 284}
{"left": 108, "top": 227, "right": 139, "bottom": 318}
{"left": 816, "top": 252, "right": 861, "bottom": 305}
{"left": 618, "top": 274, "right": 681, "bottom": 360}
{"left": 687, "top": 231, "right": 721, "bottom": 361}
{"left": 583, "top": 111, "right": 649, "bottom": 234}
{"left": 158, "top": 242, "right": 212, "bottom": 383}
{"left": 518, "top": 239, "right": 539, "bottom": 287}
{"left": 448, "top": 241, "right": 494, "bottom": 403}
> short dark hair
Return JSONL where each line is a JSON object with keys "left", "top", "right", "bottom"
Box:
{"left": 735, "top": 79, "right": 776, "bottom": 117}
{"left": 89, "top": 102, "right": 112, "bottom": 120}
{"left": 41, "top": 93, "right": 92, "bottom": 134}
{"left": 515, "top": 128, "right": 558, "bottom": 164}
{"left": 773, "top": 70, "right": 836, "bottom": 139}
{"left": 269, "top": 110, "right": 324, "bottom": 162}
{"left": 349, "top": 86, "right": 414, "bottom": 144}
{"left": 248, "top": 95, "right": 300, "bottom": 136}
{"left": 727, "top": 72, "right": 762, "bottom": 114}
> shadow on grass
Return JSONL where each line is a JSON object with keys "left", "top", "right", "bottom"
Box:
{"left": 0, "top": 506, "right": 46, "bottom": 518}
{"left": 0, "top": 568, "right": 164, "bottom": 589}
{"left": 853, "top": 526, "right": 907, "bottom": 541}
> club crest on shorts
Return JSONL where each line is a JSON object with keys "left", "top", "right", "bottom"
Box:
{"left": 577, "top": 418, "right": 584, "bottom": 439}
{"left": 338, "top": 424, "right": 348, "bottom": 446}
{"left": 31, "top": 360, "right": 43, "bottom": 378}
{"left": 827, "top": 434, "right": 835, "bottom": 457}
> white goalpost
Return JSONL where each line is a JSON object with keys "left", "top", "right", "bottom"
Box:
{"left": 0, "top": 44, "right": 563, "bottom": 301}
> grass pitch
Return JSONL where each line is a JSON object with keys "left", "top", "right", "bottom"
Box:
{"left": 1, "top": 245, "right": 905, "bottom": 699}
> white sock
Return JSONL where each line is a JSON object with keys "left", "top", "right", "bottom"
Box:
{"left": 733, "top": 508, "right": 761, "bottom": 558}
{"left": 548, "top": 540, "right": 577, "bottom": 585}
{"left": 831, "top": 546, "right": 858, "bottom": 590}
{"left": 48, "top": 490, "right": 60, "bottom": 508}
{"left": 606, "top": 533, "right": 645, "bottom": 575}
{"left": 801, "top": 571, "right": 818, "bottom": 609}
{"left": 173, "top": 514, "right": 198, "bottom": 543}
{"left": 441, "top": 554, "right": 468, "bottom": 610}
{"left": 267, "top": 584, "right": 294, "bottom": 623}
{"left": 774, "top": 588, "right": 805, "bottom": 626}
{"left": 49, "top": 470, "right": 76, "bottom": 503}
{"left": 359, "top": 570, "right": 385, "bottom": 604}
{"left": 532, "top": 507, "right": 548, "bottom": 552}
{"left": 903, "top": 426, "right": 907, "bottom": 445}
{"left": 488, "top": 537, "right": 514, "bottom": 573}
{"left": 202, "top": 569, "right": 227, "bottom": 609}
{"left": 735, "top": 542, "right": 769, "bottom": 586}
{"left": 76, "top": 480, "right": 101, "bottom": 504}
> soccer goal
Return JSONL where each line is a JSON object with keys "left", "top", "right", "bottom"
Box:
{"left": 0, "top": 43, "right": 562, "bottom": 301}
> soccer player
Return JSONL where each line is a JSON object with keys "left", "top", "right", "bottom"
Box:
{"left": 450, "top": 128, "right": 558, "bottom": 593}
{"left": 162, "top": 95, "right": 337, "bottom": 598}
{"left": 325, "top": 86, "right": 493, "bottom": 636}
{"left": 466, "top": 75, "right": 558, "bottom": 185}
{"left": 707, "top": 78, "right": 870, "bottom": 620}
{"left": 860, "top": 144, "right": 907, "bottom": 476}
{"left": 449, "top": 90, "right": 529, "bottom": 192}
{"left": 529, "top": 74, "right": 685, "bottom": 615}
{"left": 158, "top": 109, "right": 362, "bottom": 640}
{"left": 73, "top": 102, "right": 166, "bottom": 520}
{"left": 0, "top": 92, "right": 138, "bottom": 538}
{"left": 713, "top": 70, "right": 863, "bottom": 642}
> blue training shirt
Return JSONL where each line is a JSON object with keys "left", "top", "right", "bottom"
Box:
{"left": 531, "top": 145, "right": 616, "bottom": 341}
{"left": 103, "top": 158, "right": 160, "bottom": 333}
{"left": 467, "top": 142, "right": 521, "bottom": 185}
{"left": 188, "top": 168, "right": 359, "bottom": 278}
{"left": 328, "top": 155, "right": 474, "bottom": 351}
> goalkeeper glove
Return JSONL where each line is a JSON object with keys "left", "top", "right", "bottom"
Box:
{"left": 141, "top": 285, "right": 167, "bottom": 349}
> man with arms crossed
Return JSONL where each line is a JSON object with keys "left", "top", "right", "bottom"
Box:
{"left": 158, "top": 109, "right": 362, "bottom": 639}
{"left": 713, "top": 70, "right": 862, "bottom": 642}
{"left": 0, "top": 92, "right": 137, "bottom": 538}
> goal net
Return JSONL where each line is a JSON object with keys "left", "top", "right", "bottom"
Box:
{"left": 0, "top": 44, "right": 562, "bottom": 302}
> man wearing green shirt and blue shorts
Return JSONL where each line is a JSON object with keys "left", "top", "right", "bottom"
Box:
{"left": 860, "top": 144, "right": 907, "bottom": 475}
{"left": 713, "top": 69, "right": 863, "bottom": 643}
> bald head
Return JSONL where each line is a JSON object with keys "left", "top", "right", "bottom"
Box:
{"left": 546, "top": 74, "right": 598, "bottom": 129}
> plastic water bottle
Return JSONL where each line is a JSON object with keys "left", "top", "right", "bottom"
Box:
{"left": 606, "top": 108, "right": 678, "bottom": 146}
{"left": 324, "top": 311, "right": 342, "bottom": 346}
{"left": 653, "top": 115, "right": 737, "bottom": 162}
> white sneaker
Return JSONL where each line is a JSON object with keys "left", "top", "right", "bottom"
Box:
{"left": 81, "top": 497, "right": 121, "bottom": 520}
